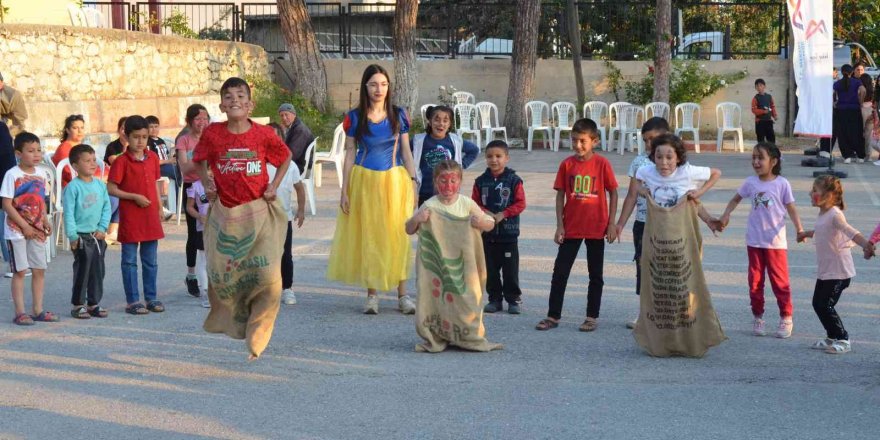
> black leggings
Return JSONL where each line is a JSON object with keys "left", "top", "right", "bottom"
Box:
{"left": 546, "top": 238, "right": 605, "bottom": 320}
{"left": 182, "top": 182, "right": 198, "bottom": 268}
{"left": 812, "top": 278, "right": 850, "bottom": 341}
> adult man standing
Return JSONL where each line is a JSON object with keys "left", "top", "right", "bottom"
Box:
{"left": 278, "top": 103, "right": 315, "bottom": 174}
{"left": 0, "top": 73, "right": 28, "bottom": 136}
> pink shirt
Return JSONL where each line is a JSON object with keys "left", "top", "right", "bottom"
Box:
{"left": 176, "top": 134, "right": 201, "bottom": 183}
{"left": 813, "top": 207, "right": 859, "bottom": 280}
{"left": 737, "top": 175, "right": 795, "bottom": 249}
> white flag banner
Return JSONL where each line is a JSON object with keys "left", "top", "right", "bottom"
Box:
{"left": 787, "top": 0, "right": 833, "bottom": 137}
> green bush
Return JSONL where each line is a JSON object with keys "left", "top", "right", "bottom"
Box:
{"left": 247, "top": 76, "right": 342, "bottom": 153}
{"left": 606, "top": 61, "right": 748, "bottom": 105}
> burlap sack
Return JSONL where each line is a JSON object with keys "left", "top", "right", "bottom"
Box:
{"left": 203, "top": 198, "right": 287, "bottom": 358}
{"left": 415, "top": 207, "right": 502, "bottom": 353}
{"left": 633, "top": 198, "right": 726, "bottom": 358}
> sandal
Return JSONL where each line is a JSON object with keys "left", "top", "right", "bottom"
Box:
{"left": 13, "top": 313, "right": 34, "bottom": 326}
{"left": 125, "top": 303, "right": 150, "bottom": 315}
{"left": 70, "top": 306, "right": 91, "bottom": 319}
{"left": 146, "top": 300, "right": 165, "bottom": 313}
{"left": 88, "top": 306, "right": 109, "bottom": 318}
{"left": 535, "top": 318, "right": 559, "bottom": 331}
{"left": 31, "top": 311, "right": 60, "bottom": 322}
{"left": 578, "top": 317, "right": 598, "bottom": 332}
{"left": 825, "top": 340, "right": 851, "bottom": 354}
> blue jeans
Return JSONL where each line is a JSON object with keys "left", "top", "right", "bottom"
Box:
{"left": 121, "top": 240, "right": 158, "bottom": 304}
{"left": 0, "top": 211, "right": 9, "bottom": 262}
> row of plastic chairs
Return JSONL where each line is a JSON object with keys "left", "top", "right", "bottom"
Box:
{"left": 419, "top": 102, "right": 509, "bottom": 149}
{"left": 68, "top": 4, "right": 105, "bottom": 28}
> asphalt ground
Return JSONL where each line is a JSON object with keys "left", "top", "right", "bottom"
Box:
{"left": 1, "top": 145, "right": 879, "bottom": 439}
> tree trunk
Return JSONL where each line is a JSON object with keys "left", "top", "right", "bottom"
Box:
{"left": 504, "top": 0, "right": 541, "bottom": 139}
{"left": 567, "top": 0, "right": 585, "bottom": 106}
{"left": 277, "top": 0, "right": 329, "bottom": 112}
{"left": 393, "top": 0, "right": 419, "bottom": 118}
{"left": 652, "top": 0, "right": 672, "bottom": 103}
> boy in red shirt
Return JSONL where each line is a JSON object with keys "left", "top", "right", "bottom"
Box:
{"left": 535, "top": 118, "right": 618, "bottom": 332}
{"left": 192, "top": 77, "right": 291, "bottom": 360}
{"left": 107, "top": 115, "right": 166, "bottom": 315}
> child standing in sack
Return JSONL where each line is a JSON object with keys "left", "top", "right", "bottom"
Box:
{"left": 63, "top": 144, "right": 111, "bottom": 319}
{"left": 472, "top": 140, "right": 526, "bottom": 314}
{"left": 192, "top": 77, "right": 291, "bottom": 360}
{"left": 535, "top": 119, "right": 618, "bottom": 333}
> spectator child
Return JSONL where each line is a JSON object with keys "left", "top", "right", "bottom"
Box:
{"left": 146, "top": 115, "right": 177, "bottom": 220}
{"left": 63, "top": 144, "right": 111, "bottom": 319}
{"left": 103, "top": 116, "right": 128, "bottom": 244}
{"left": 535, "top": 119, "right": 618, "bottom": 332}
{"left": 751, "top": 78, "right": 777, "bottom": 144}
{"left": 268, "top": 160, "right": 306, "bottom": 306}
{"left": 796, "top": 176, "right": 875, "bottom": 354}
{"left": 107, "top": 115, "right": 166, "bottom": 315}
{"left": 413, "top": 105, "right": 480, "bottom": 206}
{"left": 614, "top": 117, "right": 669, "bottom": 328}
{"left": 471, "top": 140, "right": 526, "bottom": 314}
{"left": 185, "top": 178, "right": 211, "bottom": 308}
{"left": 718, "top": 143, "right": 804, "bottom": 338}
{"left": 1, "top": 132, "right": 56, "bottom": 325}
{"left": 176, "top": 104, "right": 210, "bottom": 296}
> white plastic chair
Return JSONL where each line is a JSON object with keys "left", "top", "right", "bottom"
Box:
{"left": 617, "top": 105, "right": 645, "bottom": 155}
{"left": 83, "top": 7, "right": 104, "bottom": 28}
{"left": 644, "top": 102, "right": 671, "bottom": 121}
{"left": 300, "top": 138, "right": 318, "bottom": 216}
{"left": 454, "top": 103, "right": 482, "bottom": 147}
{"left": 67, "top": 4, "right": 87, "bottom": 26}
{"left": 716, "top": 102, "right": 744, "bottom": 152}
{"left": 452, "top": 92, "right": 475, "bottom": 105}
{"left": 176, "top": 174, "right": 185, "bottom": 225}
{"left": 420, "top": 103, "right": 437, "bottom": 127}
{"left": 475, "top": 101, "right": 507, "bottom": 146}
{"left": 607, "top": 101, "right": 631, "bottom": 149}
{"left": 524, "top": 101, "right": 552, "bottom": 151}
{"left": 675, "top": 103, "right": 702, "bottom": 153}
{"left": 582, "top": 101, "right": 609, "bottom": 151}
{"left": 314, "top": 124, "right": 345, "bottom": 188}
{"left": 551, "top": 102, "right": 577, "bottom": 151}
{"left": 35, "top": 163, "right": 58, "bottom": 259}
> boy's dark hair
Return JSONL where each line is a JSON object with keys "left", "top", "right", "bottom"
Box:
{"left": 69, "top": 144, "right": 95, "bottom": 164}
{"left": 145, "top": 115, "right": 160, "bottom": 125}
{"left": 571, "top": 118, "right": 599, "bottom": 138}
{"left": 649, "top": 133, "right": 687, "bottom": 166}
{"left": 485, "top": 139, "right": 509, "bottom": 153}
{"left": 754, "top": 78, "right": 766, "bottom": 86}
{"left": 124, "top": 115, "right": 149, "bottom": 136}
{"left": 754, "top": 142, "right": 782, "bottom": 176}
{"left": 641, "top": 116, "right": 670, "bottom": 134}
{"left": 220, "top": 77, "right": 251, "bottom": 99}
{"left": 13, "top": 132, "right": 40, "bottom": 151}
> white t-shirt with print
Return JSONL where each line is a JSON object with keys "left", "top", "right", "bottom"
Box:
{"left": 635, "top": 163, "right": 711, "bottom": 208}
{"left": 0, "top": 166, "right": 52, "bottom": 240}
{"left": 267, "top": 164, "right": 303, "bottom": 221}
{"left": 627, "top": 154, "right": 653, "bottom": 222}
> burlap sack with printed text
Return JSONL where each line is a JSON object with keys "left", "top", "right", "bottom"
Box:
{"left": 633, "top": 198, "right": 726, "bottom": 358}
{"left": 203, "top": 198, "right": 287, "bottom": 358}
{"left": 415, "top": 208, "right": 502, "bottom": 353}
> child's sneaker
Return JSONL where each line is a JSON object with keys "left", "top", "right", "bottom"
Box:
{"left": 825, "top": 339, "right": 851, "bottom": 354}
{"left": 626, "top": 318, "right": 638, "bottom": 329}
{"left": 185, "top": 276, "right": 200, "bottom": 297}
{"left": 364, "top": 295, "right": 379, "bottom": 315}
{"left": 775, "top": 319, "right": 793, "bottom": 339}
{"left": 752, "top": 318, "right": 766, "bottom": 336}
{"left": 811, "top": 338, "right": 834, "bottom": 350}
{"left": 483, "top": 302, "right": 503, "bottom": 313}
{"left": 507, "top": 303, "right": 521, "bottom": 315}
{"left": 200, "top": 292, "right": 211, "bottom": 308}
{"left": 282, "top": 289, "right": 297, "bottom": 305}
{"left": 398, "top": 295, "right": 416, "bottom": 314}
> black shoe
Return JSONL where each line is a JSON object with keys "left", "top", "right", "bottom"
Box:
{"left": 185, "top": 277, "right": 200, "bottom": 297}
{"left": 483, "top": 302, "right": 503, "bottom": 313}
{"left": 508, "top": 304, "right": 521, "bottom": 315}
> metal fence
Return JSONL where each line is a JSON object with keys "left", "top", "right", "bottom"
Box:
{"left": 83, "top": 1, "right": 788, "bottom": 60}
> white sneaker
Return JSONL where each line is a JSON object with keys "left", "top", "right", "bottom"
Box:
{"left": 857, "top": 158, "right": 865, "bottom": 163}
{"left": 398, "top": 295, "right": 416, "bottom": 314}
{"left": 843, "top": 157, "right": 852, "bottom": 164}
{"left": 874, "top": 160, "right": 880, "bottom": 166}
{"left": 826, "top": 339, "right": 851, "bottom": 354}
{"left": 200, "top": 292, "right": 211, "bottom": 308}
{"left": 775, "top": 320, "right": 793, "bottom": 339}
{"left": 281, "top": 289, "right": 297, "bottom": 305}
{"left": 753, "top": 318, "right": 766, "bottom": 336}
{"left": 3, "top": 272, "right": 11, "bottom": 279}
{"left": 626, "top": 318, "right": 638, "bottom": 329}
{"left": 364, "top": 295, "right": 379, "bottom": 315}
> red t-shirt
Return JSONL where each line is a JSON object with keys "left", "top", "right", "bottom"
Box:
{"left": 192, "top": 121, "right": 291, "bottom": 208}
{"left": 107, "top": 150, "right": 165, "bottom": 243}
{"left": 553, "top": 154, "right": 618, "bottom": 239}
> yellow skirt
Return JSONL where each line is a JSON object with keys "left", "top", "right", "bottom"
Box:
{"left": 327, "top": 165, "right": 414, "bottom": 291}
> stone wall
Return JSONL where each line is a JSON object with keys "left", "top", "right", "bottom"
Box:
{"left": 0, "top": 24, "right": 269, "bottom": 138}
{"left": 276, "top": 59, "right": 790, "bottom": 138}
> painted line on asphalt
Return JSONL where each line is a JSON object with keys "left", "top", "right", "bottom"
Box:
{"left": 850, "top": 164, "right": 880, "bottom": 207}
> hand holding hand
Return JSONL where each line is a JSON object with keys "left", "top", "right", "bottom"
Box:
{"left": 606, "top": 223, "right": 617, "bottom": 243}
{"left": 796, "top": 230, "right": 811, "bottom": 243}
